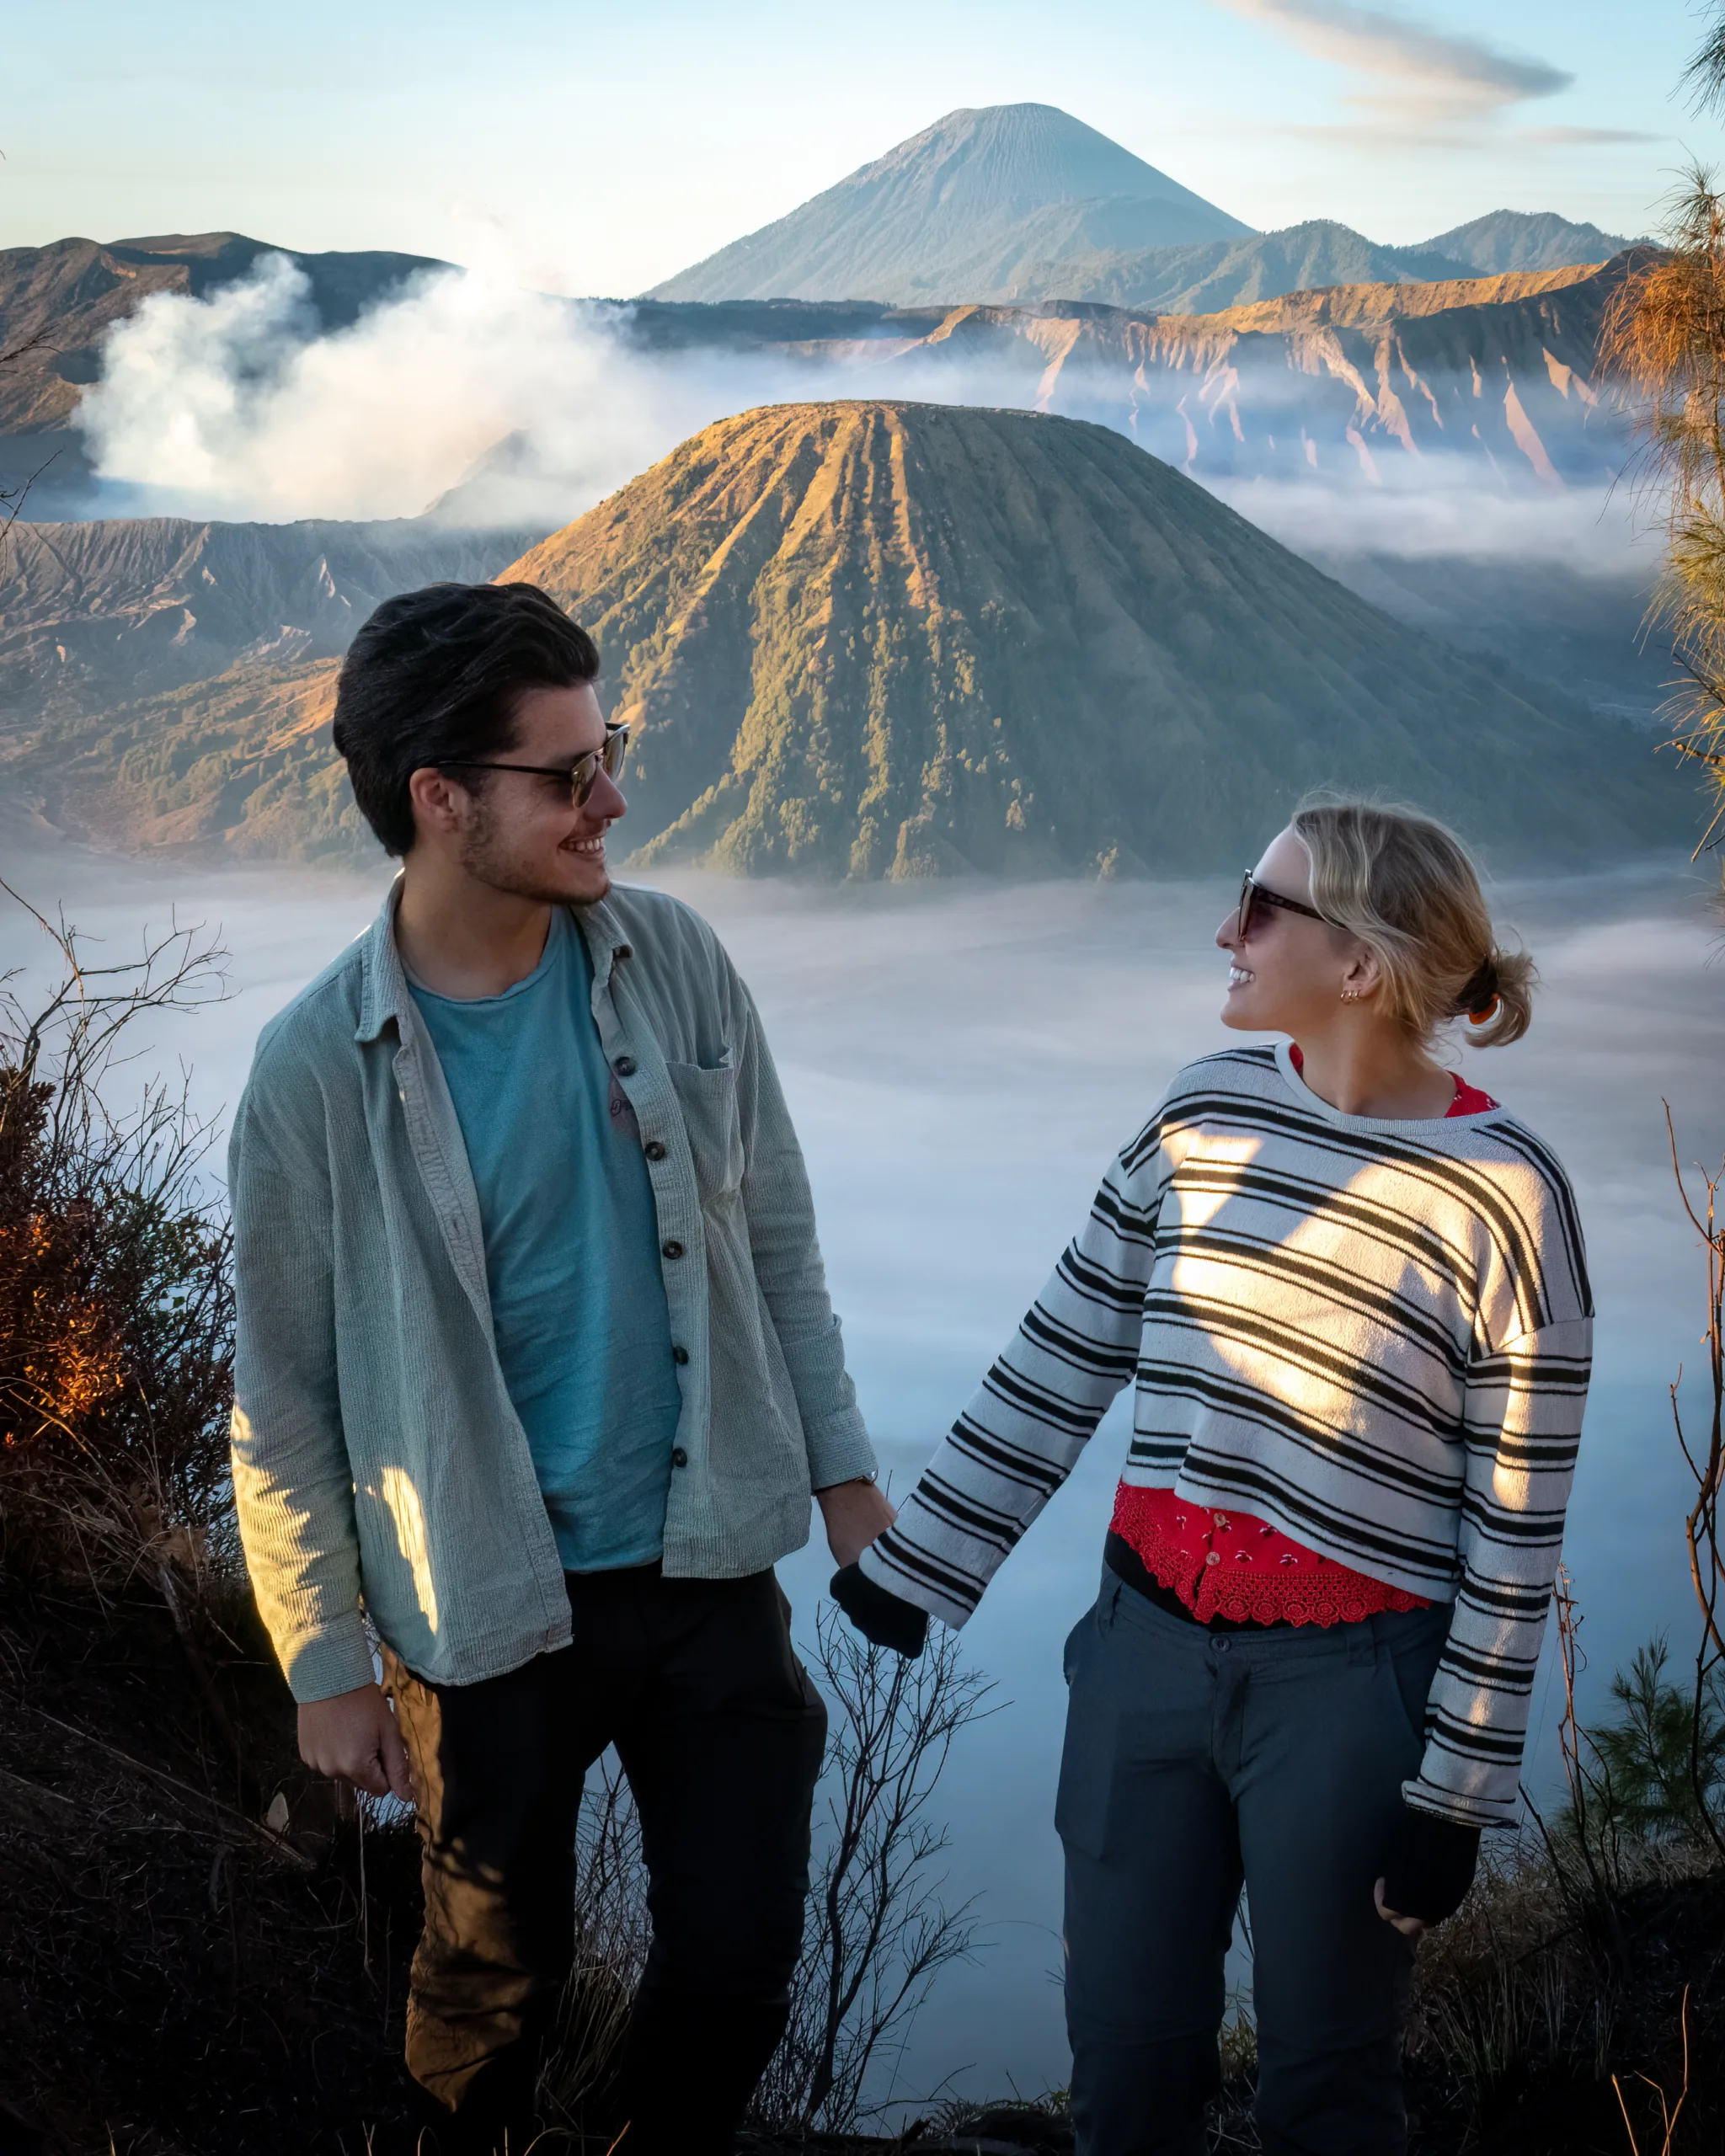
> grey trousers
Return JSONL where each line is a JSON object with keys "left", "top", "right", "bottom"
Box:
{"left": 1055, "top": 1568, "right": 1451, "bottom": 2156}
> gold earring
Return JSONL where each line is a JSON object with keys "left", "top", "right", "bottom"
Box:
{"left": 1339, "top": 988, "right": 1362, "bottom": 1003}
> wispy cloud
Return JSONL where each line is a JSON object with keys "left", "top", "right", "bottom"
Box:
{"left": 1523, "top": 125, "right": 1663, "bottom": 147}
{"left": 1215, "top": 0, "right": 1571, "bottom": 133}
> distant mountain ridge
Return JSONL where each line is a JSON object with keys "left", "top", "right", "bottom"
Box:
{"left": 645, "top": 102, "right": 1633, "bottom": 309}
{"left": 425, "top": 255, "right": 1636, "bottom": 530}
{"left": 1420, "top": 211, "right": 1639, "bottom": 275}
{"left": 0, "top": 107, "right": 1637, "bottom": 521}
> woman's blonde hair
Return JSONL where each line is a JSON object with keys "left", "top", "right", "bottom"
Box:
{"left": 1289, "top": 801, "right": 1534, "bottom": 1049}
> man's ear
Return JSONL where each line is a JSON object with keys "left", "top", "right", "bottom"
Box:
{"left": 406, "top": 766, "right": 471, "bottom": 843}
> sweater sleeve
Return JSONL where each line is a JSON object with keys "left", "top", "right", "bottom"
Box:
{"left": 858, "top": 1132, "right": 1164, "bottom": 1629}
{"left": 1407, "top": 1312, "right": 1593, "bottom": 1828}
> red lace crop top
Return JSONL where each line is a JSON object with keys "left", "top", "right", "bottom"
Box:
{"left": 1108, "top": 1054, "right": 1497, "bottom": 1628}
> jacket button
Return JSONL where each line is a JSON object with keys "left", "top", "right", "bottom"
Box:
{"left": 644, "top": 1139, "right": 667, "bottom": 1161}
{"left": 1204, "top": 1550, "right": 1221, "bottom": 1566}
{"left": 662, "top": 1240, "right": 685, "bottom": 1260}
{"left": 615, "top": 1055, "right": 637, "bottom": 1077}
{"left": 672, "top": 1346, "right": 690, "bottom": 1366}
{"left": 670, "top": 1447, "right": 689, "bottom": 1469}
{"left": 614, "top": 943, "right": 633, "bottom": 961}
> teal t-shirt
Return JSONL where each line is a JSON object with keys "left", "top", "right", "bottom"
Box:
{"left": 407, "top": 910, "right": 684, "bottom": 1571}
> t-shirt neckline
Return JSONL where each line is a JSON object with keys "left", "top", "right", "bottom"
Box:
{"left": 1277, "top": 1040, "right": 1503, "bottom": 1134}
{"left": 404, "top": 908, "right": 572, "bottom": 1008}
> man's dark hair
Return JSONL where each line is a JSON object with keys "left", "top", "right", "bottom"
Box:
{"left": 332, "top": 581, "right": 601, "bottom": 856}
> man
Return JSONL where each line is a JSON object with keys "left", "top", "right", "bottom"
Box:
{"left": 228, "top": 580, "right": 892, "bottom": 2155}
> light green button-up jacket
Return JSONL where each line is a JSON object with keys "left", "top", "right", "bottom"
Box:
{"left": 228, "top": 879, "right": 875, "bottom": 1703}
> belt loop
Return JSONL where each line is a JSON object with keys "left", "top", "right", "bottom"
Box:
{"left": 1347, "top": 1613, "right": 1379, "bottom": 1670}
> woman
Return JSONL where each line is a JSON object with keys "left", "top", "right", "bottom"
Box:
{"left": 833, "top": 803, "right": 1592, "bottom": 2156}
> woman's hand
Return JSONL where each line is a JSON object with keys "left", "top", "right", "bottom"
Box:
{"left": 1375, "top": 1811, "right": 1482, "bottom": 1938}
{"left": 1374, "top": 1877, "right": 1427, "bottom": 1942}
{"left": 830, "top": 1561, "right": 929, "bottom": 1657}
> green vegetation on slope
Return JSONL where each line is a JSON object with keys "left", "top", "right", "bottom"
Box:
{"left": 6, "top": 659, "right": 365, "bottom": 862}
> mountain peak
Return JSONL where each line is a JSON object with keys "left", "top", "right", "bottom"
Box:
{"left": 1410, "top": 209, "right": 1636, "bottom": 275}
{"left": 850, "top": 103, "right": 1227, "bottom": 213}
{"left": 645, "top": 104, "right": 1251, "bottom": 306}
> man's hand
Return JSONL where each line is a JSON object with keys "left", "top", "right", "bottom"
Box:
{"left": 297, "top": 1681, "right": 414, "bottom": 1802}
{"left": 816, "top": 1476, "right": 895, "bottom": 1567}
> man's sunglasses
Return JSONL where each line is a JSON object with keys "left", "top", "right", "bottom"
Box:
{"left": 1237, "top": 871, "right": 1326, "bottom": 942}
{"left": 440, "top": 724, "right": 630, "bottom": 806}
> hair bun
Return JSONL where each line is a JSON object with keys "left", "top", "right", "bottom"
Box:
{"left": 1456, "top": 955, "right": 1500, "bottom": 1017}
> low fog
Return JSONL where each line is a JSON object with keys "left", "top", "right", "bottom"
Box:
{"left": 2, "top": 829, "right": 1719, "bottom": 2105}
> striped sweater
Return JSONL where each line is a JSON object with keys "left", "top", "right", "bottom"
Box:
{"left": 859, "top": 1042, "right": 1592, "bottom": 1828}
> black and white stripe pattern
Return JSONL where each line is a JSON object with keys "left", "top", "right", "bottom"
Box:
{"left": 860, "top": 1043, "right": 1592, "bottom": 1828}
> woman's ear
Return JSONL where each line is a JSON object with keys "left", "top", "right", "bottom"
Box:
{"left": 1340, "top": 943, "right": 1381, "bottom": 1003}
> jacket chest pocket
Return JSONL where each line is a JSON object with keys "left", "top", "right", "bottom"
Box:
{"left": 667, "top": 1058, "right": 745, "bottom": 1198}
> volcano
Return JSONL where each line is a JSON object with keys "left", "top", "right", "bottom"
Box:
{"left": 503, "top": 400, "right": 1686, "bottom": 879}
{"left": 645, "top": 104, "right": 1251, "bottom": 306}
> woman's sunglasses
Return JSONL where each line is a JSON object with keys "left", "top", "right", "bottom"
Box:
{"left": 440, "top": 724, "right": 630, "bottom": 807}
{"left": 1237, "top": 871, "right": 1326, "bottom": 942}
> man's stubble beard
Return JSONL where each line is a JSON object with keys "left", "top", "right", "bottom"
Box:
{"left": 456, "top": 798, "right": 611, "bottom": 907}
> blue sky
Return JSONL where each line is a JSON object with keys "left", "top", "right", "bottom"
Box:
{"left": 8, "top": 0, "right": 1725, "bottom": 293}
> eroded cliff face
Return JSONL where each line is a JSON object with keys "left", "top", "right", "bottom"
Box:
{"left": 0, "top": 516, "right": 530, "bottom": 723}
{"left": 804, "top": 255, "right": 1634, "bottom": 492}
{"left": 506, "top": 400, "right": 1682, "bottom": 880}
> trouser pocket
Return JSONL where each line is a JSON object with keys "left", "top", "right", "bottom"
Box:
{"left": 1055, "top": 1585, "right": 1122, "bottom": 1860}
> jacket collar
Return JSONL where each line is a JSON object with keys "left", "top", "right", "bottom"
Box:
{"left": 354, "top": 875, "right": 628, "bottom": 1043}
{"left": 355, "top": 876, "right": 411, "bottom": 1045}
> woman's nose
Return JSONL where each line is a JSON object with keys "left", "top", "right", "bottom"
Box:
{"left": 1215, "top": 913, "right": 1241, "bottom": 953}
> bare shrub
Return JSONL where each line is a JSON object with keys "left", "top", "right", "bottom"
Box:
{"left": 0, "top": 883, "right": 232, "bottom": 1594}
{"left": 752, "top": 1609, "right": 994, "bottom": 2137}
{"left": 534, "top": 1611, "right": 994, "bottom": 2143}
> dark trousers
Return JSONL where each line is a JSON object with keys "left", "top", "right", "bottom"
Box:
{"left": 382, "top": 1563, "right": 828, "bottom": 2155}
{"left": 1056, "top": 1570, "right": 1450, "bottom": 2156}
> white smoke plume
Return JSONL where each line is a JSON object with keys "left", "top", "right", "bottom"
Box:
{"left": 77, "top": 253, "right": 771, "bottom": 527}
